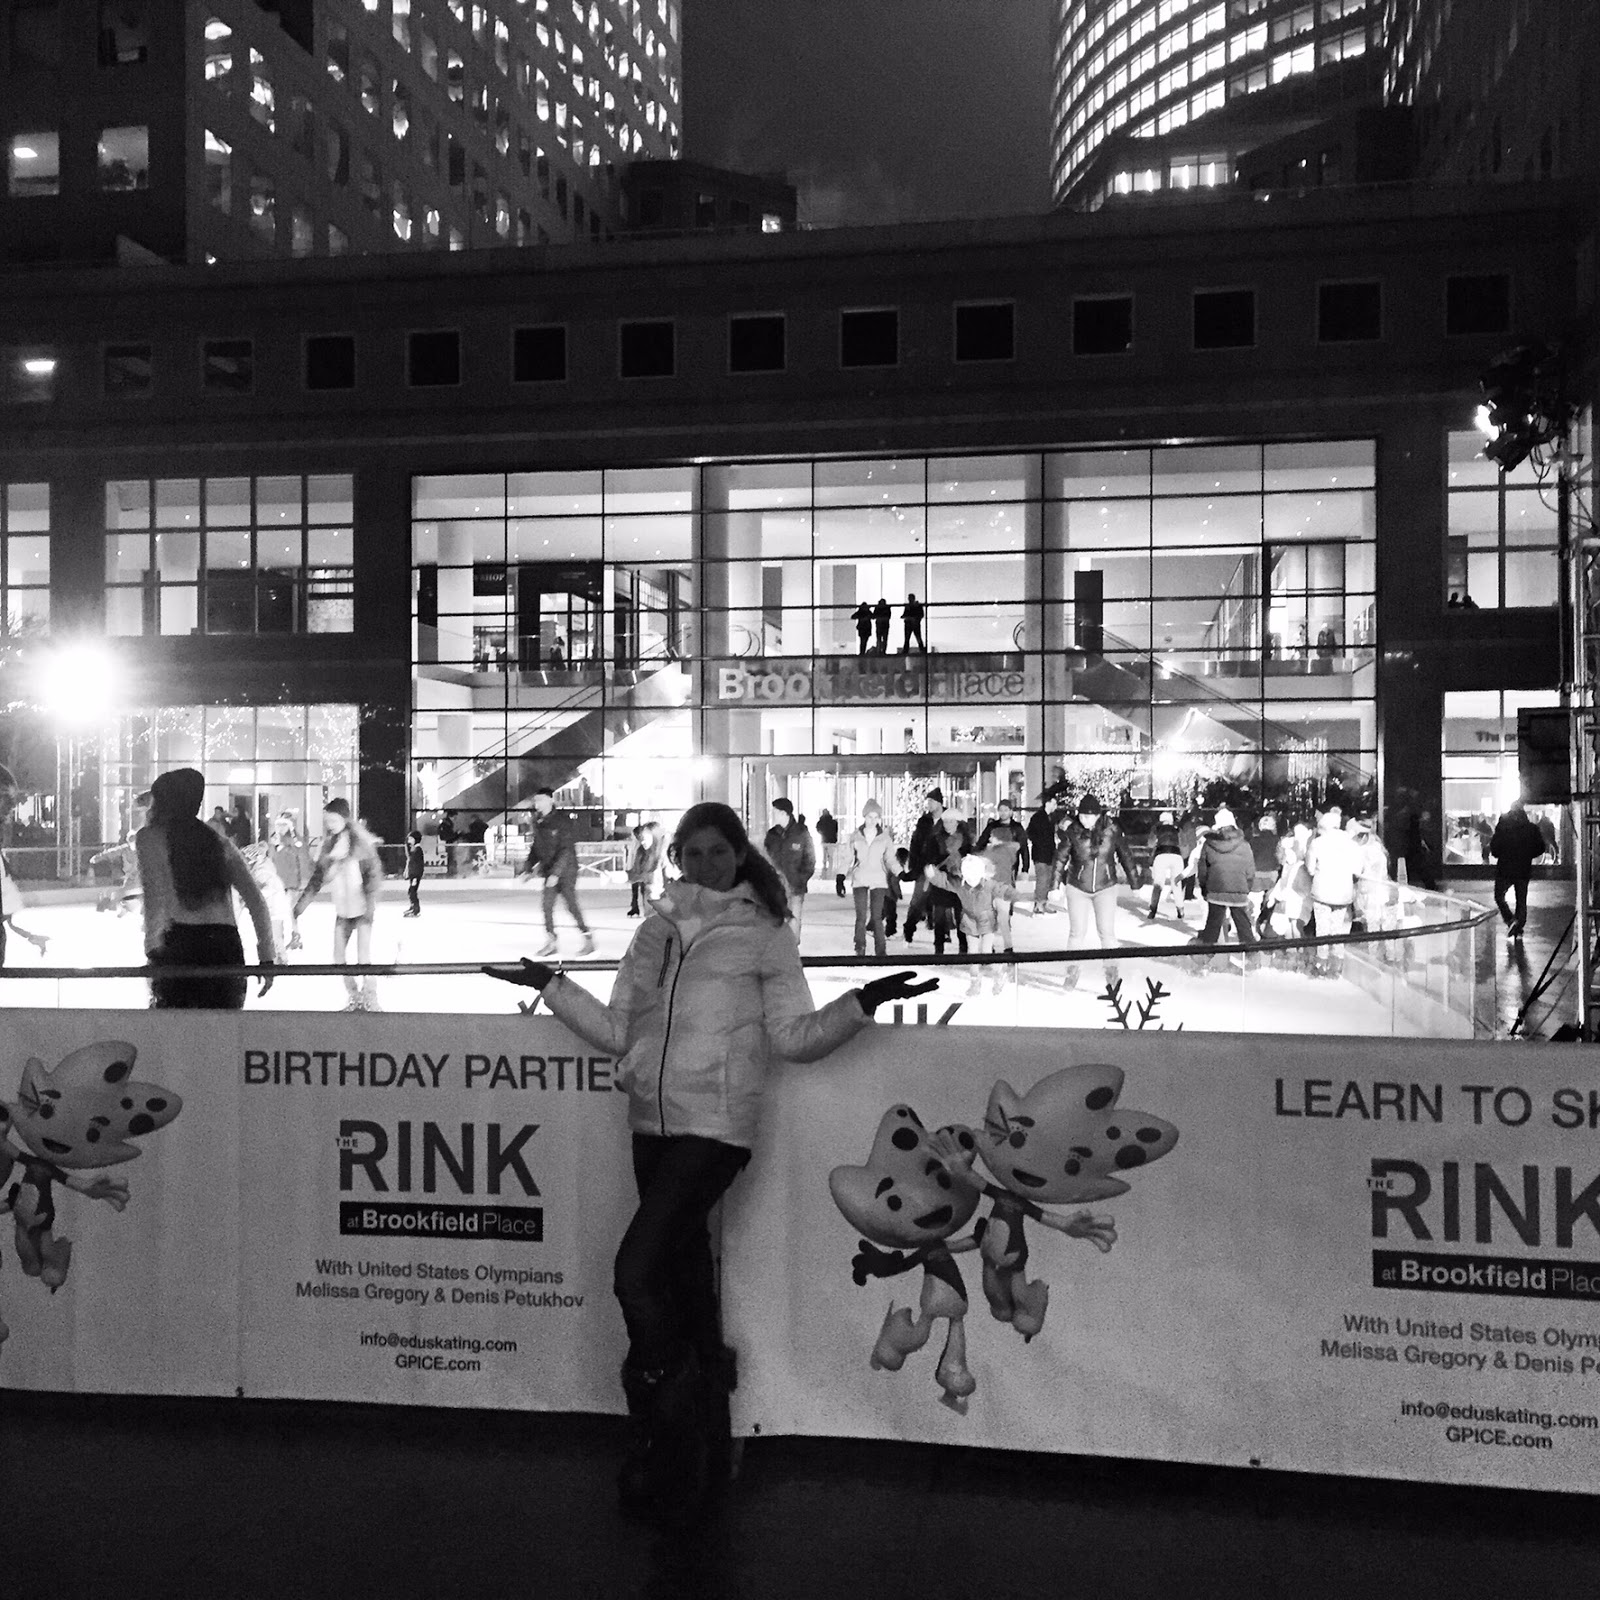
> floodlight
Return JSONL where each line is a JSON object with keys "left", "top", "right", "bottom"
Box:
{"left": 35, "top": 641, "right": 120, "bottom": 728}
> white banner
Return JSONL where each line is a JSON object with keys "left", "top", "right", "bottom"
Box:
{"left": 1, "top": 1012, "right": 634, "bottom": 1413}
{"left": 722, "top": 1028, "right": 1600, "bottom": 1494}
{"left": 6, "top": 1011, "right": 1599, "bottom": 1492}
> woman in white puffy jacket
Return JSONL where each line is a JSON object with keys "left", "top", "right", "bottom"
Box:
{"left": 486, "top": 800, "right": 930, "bottom": 1524}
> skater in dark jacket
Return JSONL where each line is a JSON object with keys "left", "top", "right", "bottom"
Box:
{"left": 1193, "top": 808, "right": 1260, "bottom": 953}
{"left": 404, "top": 831, "right": 425, "bottom": 917}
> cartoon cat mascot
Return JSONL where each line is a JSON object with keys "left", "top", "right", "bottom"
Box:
{"left": 931, "top": 1062, "right": 1178, "bottom": 1341}
{"left": 829, "top": 1104, "right": 984, "bottom": 1411}
{"left": 0, "top": 1041, "right": 181, "bottom": 1352}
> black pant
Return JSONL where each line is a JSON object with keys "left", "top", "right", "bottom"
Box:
{"left": 148, "top": 923, "right": 248, "bottom": 1009}
{"left": 615, "top": 1133, "right": 751, "bottom": 1371}
{"left": 1494, "top": 874, "right": 1530, "bottom": 931}
{"left": 856, "top": 631, "right": 871, "bottom": 656}
{"left": 1195, "top": 903, "right": 1258, "bottom": 946}
{"left": 542, "top": 873, "right": 589, "bottom": 934}
{"left": 407, "top": 878, "right": 421, "bottom": 913}
{"left": 903, "top": 621, "right": 924, "bottom": 651}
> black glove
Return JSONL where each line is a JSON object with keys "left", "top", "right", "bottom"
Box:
{"left": 482, "top": 958, "right": 556, "bottom": 991}
{"left": 858, "top": 970, "right": 939, "bottom": 1015}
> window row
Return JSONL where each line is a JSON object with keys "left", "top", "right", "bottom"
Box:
{"left": 103, "top": 476, "right": 354, "bottom": 638}
{"left": 5, "top": 126, "right": 149, "bottom": 196}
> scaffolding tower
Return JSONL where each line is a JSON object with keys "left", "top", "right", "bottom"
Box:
{"left": 1564, "top": 417, "right": 1599, "bottom": 1036}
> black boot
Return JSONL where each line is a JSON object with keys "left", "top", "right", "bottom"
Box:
{"left": 617, "top": 1349, "right": 709, "bottom": 1527}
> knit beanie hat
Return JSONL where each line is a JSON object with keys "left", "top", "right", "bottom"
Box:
{"left": 925, "top": 787, "right": 944, "bottom": 805}
{"left": 862, "top": 798, "right": 883, "bottom": 818}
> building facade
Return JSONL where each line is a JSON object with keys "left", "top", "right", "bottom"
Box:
{"left": 1051, "top": 0, "right": 1386, "bottom": 210}
{"left": 0, "top": 184, "right": 1580, "bottom": 863}
{"left": 0, "top": 0, "right": 683, "bottom": 266}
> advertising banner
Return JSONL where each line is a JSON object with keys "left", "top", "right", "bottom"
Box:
{"left": 0, "top": 1012, "right": 634, "bottom": 1414}
{"left": 722, "top": 1028, "right": 1600, "bottom": 1494}
{"left": 6, "top": 1010, "right": 1599, "bottom": 1492}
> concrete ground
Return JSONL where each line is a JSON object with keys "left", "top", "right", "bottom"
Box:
{"left": 4, "top": 1389, "right": 1599, "bottom": 1600}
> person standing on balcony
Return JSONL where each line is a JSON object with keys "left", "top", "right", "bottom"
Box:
{"left": 1057, "top": 795, "right": 1138, "bottom": 989}
{"left": 137, "top": 766, "right": 276, "bottom": 1009}
{"left": 1488, "top": 799, "right": 1547, "bottom": 941}
{"left": 902, "top": 593, "right": 926, "bottom": 652}
{"left": 872, "top": 597, "right": 891, "bottom": 655}
{"left": 850, "top": 601, "right": 873, "bottom": 657}
{"left": 523, "top": 787, "right": 595, "bottom": 957}
{"left": 762, "top": 798, "right": 815, "bottom": 933}
{"left": 484, "top": 802, "right": 934, "bottom": 1526}
{"left": 294, "top": 798, "right": 385, "bottom": 1011}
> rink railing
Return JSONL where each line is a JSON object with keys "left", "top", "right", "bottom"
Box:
{"left": 0, "top": 886, "right": 1502, "bottom": 1038}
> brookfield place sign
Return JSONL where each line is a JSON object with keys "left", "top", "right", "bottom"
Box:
{"left": 713, "top": 659, "right": 1033, "bottom": 705}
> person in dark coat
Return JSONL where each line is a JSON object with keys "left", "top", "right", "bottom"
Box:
{"left": 1193, "top": 807, "right": 1260, "bottom": 954}
{"left": 1147, "top": 810, "right": 1185, "bottom": 921}
{"left": 902, "top": 594, "right": 926, "bottom": 652}
{"left": 762, "top": 797, "right": 816, "bottom": 931}
{"left": 1487, "top": 801, "right": 1547, "bottom": 939}
{"left": 816, "top": 807, "right": 843, "bottom": 896}
{"left": 871, "top": 598, "right": 891, "bottom": 654}
{"left": 523, "top": 787, "right": 595, "bottom": 957}
{"left": 1026, "top": 799, "right": 1062, "bottom": 911}
{"left": 850, "top": 602, "right": 873, "bottom": 657}
{"left": 977, "top": 799, "right": 1030, "bottom": 885}
{"left": 404, "top": 830, "right": 425, "bottom": 917}
{"left": 901, "top": 788, "right": 948, "bottom": 945}
{"left": 1250, "top": 814, "right": 1282, "bottom": 935}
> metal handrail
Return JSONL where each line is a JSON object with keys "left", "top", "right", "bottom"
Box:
{"left": 0, "top": 901, "right": 1496, "bottom": 983}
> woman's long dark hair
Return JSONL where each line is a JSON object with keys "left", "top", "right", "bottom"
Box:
{"left": 670, "top": 801, "right": 790, "bottom": 923}
{"left": 149, "top": 768, "right": 228, "bottom": 910}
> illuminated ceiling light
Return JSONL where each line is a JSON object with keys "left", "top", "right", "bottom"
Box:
{"left": 22, "top": 357, "right": 56, "bottom": 376}
{"left": 204, "top": 18, "right": 232, "bottom": 38}
{"left": 13, "top": 145, "right": 38, "bottom": 161}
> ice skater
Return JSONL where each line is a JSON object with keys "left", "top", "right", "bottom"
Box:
{"left": 293, "top": 798, "right": 384, "bottom": 1011}
{"left": 404, "top": 829, "right": 424, "bottom": 917}
{"left": 523, "top": 787, "right": 595, "bottom": 957}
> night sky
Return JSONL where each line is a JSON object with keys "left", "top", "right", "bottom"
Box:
{"left": 681, "top": 1, "right": 1054, "bottom": 226}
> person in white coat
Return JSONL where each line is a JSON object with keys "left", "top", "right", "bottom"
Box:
{"left": 1305, "top": 807, "right": 1363, "bottom": 977}
{"left": 843, "top": 798, "right": 895, "bottom": 956}
{"left": 485, "top": 801, "right": 932, "bottom": 1526}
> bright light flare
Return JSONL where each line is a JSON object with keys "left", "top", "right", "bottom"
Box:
{"left": 22, "top": 357, "right": 56, "bottom": 377}
{"left": 35, "top": 641, "right": 121, "bottom": 728}
{"left": 1474, "top": 404, "right": 1496, "bottom": 439}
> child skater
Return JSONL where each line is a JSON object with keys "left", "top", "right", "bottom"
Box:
{"left": 404, "top": 830, "right": 424, "bottom": 917}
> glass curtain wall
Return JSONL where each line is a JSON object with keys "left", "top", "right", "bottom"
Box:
{"left": 1441, "top": 688, "right": 1562, "bottom": 864}
{"left": 410, "top": 440, "right": 1378, "bottom": 845}
{"left": 98, "top": 703, "right": 359, "bottom": 845}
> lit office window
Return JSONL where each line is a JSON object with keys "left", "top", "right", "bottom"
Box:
{"left": 1, "top": 483, "right": 51, "bottom": 636}
{"left": 1444, "top": 430, "right": 1559, "bottom": 609}
{"left": 7, "top": 131, "right": 59, "bottom": 197}
{"left": 97, "top": 125, "right": 149, "bottom": 191}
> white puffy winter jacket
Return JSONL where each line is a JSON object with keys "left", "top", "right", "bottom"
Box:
{"left": 539, "top": 880, "right": 871, "bottom": 1147}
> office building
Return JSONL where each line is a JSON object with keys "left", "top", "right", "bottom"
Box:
{"left": 0, "top": 0, "right": 683, "bottom": 265}
{"left": 0, "top": 183, "right": 1580, "bottom": 867}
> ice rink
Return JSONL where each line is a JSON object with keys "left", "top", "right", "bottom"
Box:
{"left": 0, "top": 872, "right": 1482, "bottom": 1037}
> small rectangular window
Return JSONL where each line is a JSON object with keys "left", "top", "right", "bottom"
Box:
{"left": 953, "top": 303, "right": 1014, "bottom": 363}
{"left": 1193, "top": 288, "right": 1255, "bottom": 349}
{"left": 409, "top": 330, "right": 461, "bottom": 386}
{"left": 619, "top": 320, "right": 674, "bottom": 378}
{"left": 4, "top": 348, "right": 58, "bottom": 404}
{"left": 840, "top": 308, "right": 898, "bottom": 369}
{"left": 1318, "top": 281, "right": 1381, "bottom": 343}
{"left": 1446, "top": 273, "right": 1511, "bottom": 336}
{"left": 97, "top": 0, "right": 149, "bottom": 64}
{"left": 305, "top": 335, "right": 356, "bottom": 390}
{"left": 202, "top": 339, "right": 254, "bottom": 393}
{"left": 8, "top": 132, "right": 60, "bottom": 197}
{"left": 512, "top": 326, "right": 567, "bottom": 382}
{"left": 728, "top": 314, "right": 784, "bottom": 374}
{"left": 1074, "top": 295, "right": 1134, "bottom": 355}
{"left": 104, "top": 343, "right": 152, "bottom": 396}
{"left": 97, "top": 125, "right": 150, "bottom": 191}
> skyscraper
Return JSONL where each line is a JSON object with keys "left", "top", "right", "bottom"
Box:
{"left": 0, "top": 0, "right": 683, "bottom": 265}
{"left": 1051, "top": 0, "right": 1385, "bottom": 210}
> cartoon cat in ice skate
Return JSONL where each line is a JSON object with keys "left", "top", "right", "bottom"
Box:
{"left": 0, "top": 1041, "right": 181, "bottom": 1350}
{"left": 829, "top": 1104, "right": 984, "bottom": 1412}
{"left": 930, "top": 1063, "right": 1178, "bottom": 1342}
